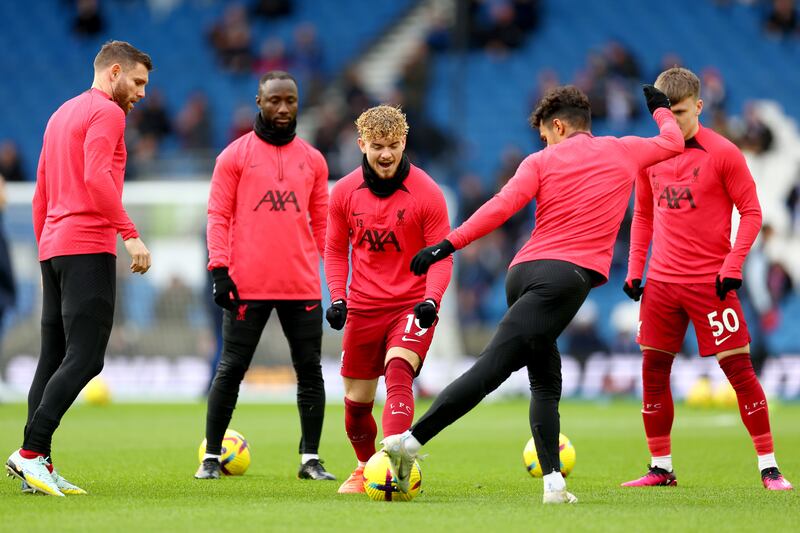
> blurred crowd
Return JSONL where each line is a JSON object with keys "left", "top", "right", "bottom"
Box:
{"left": 1, "top": 0, "right": 799, "bottom": 363}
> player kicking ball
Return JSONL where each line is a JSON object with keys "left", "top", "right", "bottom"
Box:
{"left": 383, "top": 85, "right": 684, "bottom": 504}
{"left": 621, "top": 67, "right": 792, "bottom": 491}
{"left": 325, "top": 105, "right": 452, "bottom": 493}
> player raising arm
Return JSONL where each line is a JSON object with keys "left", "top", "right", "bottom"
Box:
{"left": 383, "top": 85, "right": 684, "bottom": 504}
{"left": 325, "top": 105, "right": 452, "bottom": 494}
{"left": 620, "top": 67, "right": 792, "bottom": 491}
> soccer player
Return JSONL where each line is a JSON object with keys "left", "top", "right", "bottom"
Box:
{"left": 196, "top": 71, "right": 335, "bottom": 481}
{"left": 383, "top": 85, "right": 684, "bottom": 504}
{"left": 325, "top": 105, "right": 452, "bottom": 493}
{"left": 5, "top": 41, "right": 153, "bottom": 496}
{"left": 620, "top": 68, "right": 792, "bottom": 490}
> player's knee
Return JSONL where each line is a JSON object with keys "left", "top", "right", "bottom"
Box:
{"left": 215, "top": 359, "right": 247, "bottom": 384}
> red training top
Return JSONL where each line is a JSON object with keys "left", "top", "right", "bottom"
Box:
{"left": 627, "top": 124, "right": 762, "bottom": 284}
{"left": 447, "top": 108, "right": 684, "bottom": 284}
{"left": 325, "top": 164, "right": 452, "bottom": 310}
{"left": 207, "top": 132, "right": 329, "bottom": 300}
{"left": 32, "top": 88, "right": 138, "bottom": 260}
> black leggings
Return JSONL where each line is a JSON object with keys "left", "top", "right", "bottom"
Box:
{"left": 413, "top": 260, "right": 593, "bottom": 474}
{"left": 205, "top": 300, "right": 326, "bottom": 455}
{"left": 24, "top": 253, "right": 116, "bottom": 455}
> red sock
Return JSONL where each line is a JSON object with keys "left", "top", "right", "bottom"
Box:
{"left": 641, "top": 350, "right": 675, "bottom": 457}
{"left": 382, "top": 358, "right": 415, "bottom": 437}
{"left": 344, "top": 397, "right": 377, "bottom": 463}
{"left": 719, "top": 353, "right": 773, "bottom": 455}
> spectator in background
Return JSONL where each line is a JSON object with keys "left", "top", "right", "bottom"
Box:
{"left": 0, "top": 175, "right": 16, "bottom": 343}
{"left": 701, "top": 68, "right": 727, "bottom": 116}
{"left": 252, "top": 0, "right": 292, "bottom": 19}
{"left": 208, "top": 3, "right": 253, "bottom": 74}
{"left": 0, "top": 142, "right": 26, "bottom": 182}
{"left": 605, "top": 41, "right": 640, "bottom": 81}
{"left": 228, "top": 103, "right": 255, "bottom": 142}
{"left": 291, "top": 23, "right": 325, "bottom": 105}
{"left": 176, "top": 92, "right": 214, "bottom": 152}
{"left": 154, "top": 276, "right": 195, "bottom": 326}
{"left": 563, "top": 299, "right": 608, "bottom": 367}
{"left": 736, "top": 103, "right": 774, "bottom": 154}
{"left": 129, "top": 88, "right": 172, "bottom": 143}
{"left": 253, "top": 37, "right": 290, "bottom": 75}
{"left": 73, "top": 0, "right": 104, "bottom": 37}
{"left": 765, "top": 0, "right": 800, "bottom": 37}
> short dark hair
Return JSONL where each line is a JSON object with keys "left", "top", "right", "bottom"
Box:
{"left": 94, "top": 40, "right": 153, "bottom": 71}
{"left": 259, "top": 70, "right": 297, "bottom": 87}
{"left": 529, "top": 85, "right": 591, "bottom": 130}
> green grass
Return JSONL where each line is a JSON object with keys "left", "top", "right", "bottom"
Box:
{"left": 0, "top": 399, "right": 798, "bottom": 532}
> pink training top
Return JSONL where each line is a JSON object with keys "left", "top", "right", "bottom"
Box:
{"left": 33, "top": 88, "right": 138, "bottom": 260}
{"left": 447, "top": 107, "right": 684, "bottom": 284}
{"left": 627, "top": 124, "right": 762, "bottom": 284}
{"left": 325, "top": 163, "right": 452, "bottom": 310}
{"left": 207, "top": 131, "right": 329, "bottom": 300}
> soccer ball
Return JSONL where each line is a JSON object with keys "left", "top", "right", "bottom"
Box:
{"left": 82, "top": 377, "right": 111, "bottom": 406}
{"left": 523, "top": 433, "right": 576, "bottom": 477}
{"left": 363, "top": 451, "right": 422, "bottom": 501}
{"left": 686, "top": 376, "right": 713, "bottom": 407}
{"left": 197, "top": 429, "right": 251, "bottom": 476}
{"left": 712, "top": 381, "right": 738, "bottom": 408}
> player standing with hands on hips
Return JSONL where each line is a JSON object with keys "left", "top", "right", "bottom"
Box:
{"left": 621, "top": 67, "right": 792, "bottom": 491}
{"left": 325, "top": 105, "right": 452, "bottom": 493}
{"left": 5, "top": 40, "right": 152, "bottom": 496}
{"left": 196, "top": 71, "right": 335, "bottom": 481}
{"left": 383, "top": 85, "right": 684, "bottom": 504}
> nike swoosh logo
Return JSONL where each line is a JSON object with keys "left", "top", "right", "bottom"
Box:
{"left": 249, "top": 163, "right": 261, "bottom": 168}
{"left": 746, "top": 407, "right": 765, "bottom": 416}
{"left": 641, "top": 410, "right": 658, "bottom": 414}
{"left": 714, "top": 335, "right": 732, "bottom": 346}
{"left": 305, "top": 304, "right": 319, "bottom": 311}
{"left": 432, "top": 249, "right": 440, "bottom": 256}
{"left": 390, "top": 411, "right": 410, "bottom": 416}
{"left": 352, "top": 212, "right": 365, "bottom": 217}
{"left": 401, "top": 336, "right": 421, "bottom": 343}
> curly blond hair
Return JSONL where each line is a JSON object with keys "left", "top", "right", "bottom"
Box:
{"left": 355, "top": 105, "right": 409, "bottom": 142}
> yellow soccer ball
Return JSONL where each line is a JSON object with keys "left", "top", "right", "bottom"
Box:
{"left": 523, "top": 433, "right": 576, "bottom": 477}
{"left": 82, "top": 377, "right": 111, "bottom": 406}
{"left": 686, "top": 376, "right": 713, "bottom": 408}
{"left": 198, "top": 429, "right": 251, "bottom": 476}
{"left": 363, "top": 451, "right": 422, "bottom": 501}
{"left": 713, "top": 381, "right": 738, "bottom": 408}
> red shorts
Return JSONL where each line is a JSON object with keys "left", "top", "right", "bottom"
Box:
{"left": 638, "top": 279, "right": 750, "bottom": 356}
{"left": 340, "top": 304, "right": 436, "bottom": 380}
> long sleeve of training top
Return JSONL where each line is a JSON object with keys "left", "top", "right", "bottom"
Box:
{"left": 628, "top": 124, "right": 761, "bottom": 284}
{"left": 206, "top": 131, "right": 328, "bottom": 300}
{"left": 627, "top": 169, "right": 654, "bottom": 282}
{"left": 325, "top": 163, "right": 453, "bottom": 310}
{"left": 448, "top": 107, "right": 683, "bottom": 283}
{"left": 34, "top": 88, "right": 138, "bottom": 261}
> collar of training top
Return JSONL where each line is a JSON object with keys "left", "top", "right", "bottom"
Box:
{"left": 253, "top": 112, "right": 297, "bottom": 146}
{"left": 360, "top": 153, "right": 411, "bottom": 198}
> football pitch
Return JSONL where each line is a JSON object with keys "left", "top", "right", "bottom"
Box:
{"left": 0, "top": 400, "right": 797, "bottom": 532}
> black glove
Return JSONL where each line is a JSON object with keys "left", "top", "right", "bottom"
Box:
{"left": 414, "top": 299, "right": 438, "bottom": 329}
{"left": 642, "top": 84, "right": 671, "bottom": 114}
{"left": 410, "top": 239, "right": 455, "bottom": 276}
{"left": 212, "top": 267, "right": 240, "bottom": 311}
{"left": 716, "top": 275, "right": 742, "bottom": 301}
{"left": 325, "top": 300, "right": 348, "bottom": 330}
{"left": 623, "top": 279, "right": 643, "bottom": 302}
